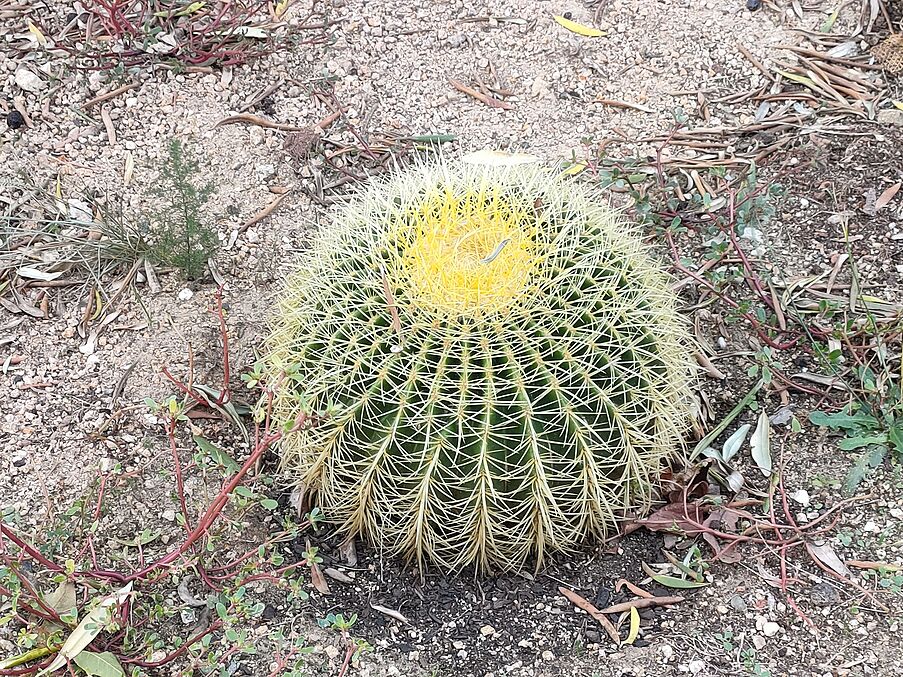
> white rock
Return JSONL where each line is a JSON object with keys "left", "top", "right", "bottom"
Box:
{"left": 255, "top": 163, "right": 276, "bottom": 181}
{"left": 249, "top": 126, "right": 265, "bottom": 145}
{"left": 161, "top": 509, "right": 176, "bottom": 522}
{"left": 660, "top": 644, "right": 674, "bottom": 660}
{"left": 790, "top": 489, "right": 810, "bottom": 507}
{"left": 688, "top": 660, "right": 706, "bottom": 674}
{"left": 177, "top": 288, "right": 194, "bottom": 301}
{"left": 541, "top": 650, "right": 554, "bottom": 661}
{"left": 762, "top": 621, "right": 781, "bottom": 637}
{"left": 752, "top": 635, "right": 766, "bottom": 649}
{"left": 480, "top": 624, "right": 495, "bottom": 636}
{"left": 15, "top": 69, "right": 44, "bottom": 93}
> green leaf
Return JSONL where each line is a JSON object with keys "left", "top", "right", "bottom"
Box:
{"left": 234, "top": 486, "right": 255, "bottom": 498}
{"left": 720, "top": 424, "right": 751, "bottom": 463}
{"left": 193, "top": 435, "right": 239, "bottom": 473}
{"left": 625, "top": 606, "right": 640, "bottom": 645}
{"left": 809, "top": 410, "right": 878, "bottom": 430}
{"left": 888, "top": 424, "right": 903, "bottom": 455}
{"left": 843, "top": 445, "right": 887, "bottom": 494}
{"left": 642, "top": 561, "right": 708, "bottom": 589}
{"left": 73, "top": 651, "right": 125, "bottom": 677}
{"left": 819, "top": 5, "right": 840, "bottom": 32}
{"left": 260, "top": 499, "right": 278, "bottom": 511}
{"left": 778, "top": 70, "right": 816, "bottom": 87}
{"left": 838, "top": 434, "right": 887, "bottom": 451}
{"left": 646, "top": 572, "right": 709, "bottom": 589}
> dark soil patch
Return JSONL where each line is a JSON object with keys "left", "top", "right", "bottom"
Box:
{"left": 304, "top": 528, "right": 685, "bottom": 677}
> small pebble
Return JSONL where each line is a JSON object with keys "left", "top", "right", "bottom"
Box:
{"left": 6, "top": 110, "right": 25, "bottom": 130}
{"left": 762, "top": 621, "right": 781, "bottom": 637}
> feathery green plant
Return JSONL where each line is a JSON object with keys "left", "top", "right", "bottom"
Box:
{"left": 262, "top": 159, "right": 696, "bottom": 571}
{"left": 143, "top": 138, "right": 217, "bottom": 280}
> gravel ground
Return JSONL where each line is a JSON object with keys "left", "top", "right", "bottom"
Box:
{"left": 2, "top": 0, "right": 902, "bottom": 675}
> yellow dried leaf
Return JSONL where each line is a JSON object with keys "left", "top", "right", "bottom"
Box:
{"left": 553, "top": 15, "right": 605, "bottom": 37}
{"left": 275, "top": 0, "right": 291, "bottom": 18}
{"left": 894, "top": 101, "right": 903, "bottom": 110}
{"left": 625, "top": 606, "right": 640, "bottom": 645}
{"left": 561, "top": 163, "right": 586, "bottom": 176}
{"left": 27, "top": 20, "right": 47, "bottom": 46}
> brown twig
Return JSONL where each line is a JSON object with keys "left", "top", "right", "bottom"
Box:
{"left": 596, "top": 595, "right": 684, "bottom": 614}
{"left": 449, "top": 78, "right": 514, "bottom": 110}
{"left": 238, "top": 188, "right": 294, "bottom": 234}
{"left": 81, "top": 82, "right": 140, "bottom": 110}
{"left": 559, "top": 586, "right": 621, "bottom": 644}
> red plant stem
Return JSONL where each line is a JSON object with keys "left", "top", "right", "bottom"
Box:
{"left": 337, "top": 639, "right": 356, "bottom": 677}
{"left": 725, "top": 190, "right": 775, "bottom": 312}
{"left": 665, "top": 229, "right": 800, "bottom": 349}
{"left": 0, "top": 655, "right": 54, "bottom": 676}
{"left": 166, "top": 417, "right": 193, "bottom": 534}
{"left": 123, "top": 619, "right": 224, "bottom": 667}
{"left": 161, "top": 366, "right": 209, "bottom": 407}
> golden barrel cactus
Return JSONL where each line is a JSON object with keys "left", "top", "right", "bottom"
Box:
{"left": 263, "top": 158, "right": 695, "bottom": 571}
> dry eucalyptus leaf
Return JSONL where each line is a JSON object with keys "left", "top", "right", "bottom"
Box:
{"left": 750, "top": 410, "right": 772, "bottom": 476}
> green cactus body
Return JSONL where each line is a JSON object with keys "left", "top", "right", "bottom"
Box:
{"left": 264, "top": 160, "right": 695, "bottom": 571}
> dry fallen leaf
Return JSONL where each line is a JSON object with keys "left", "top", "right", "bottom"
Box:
{"left": 750, "top": 410, "right": 772, "bottom": 476}
{"left": 370, "top": 603, "right": 409, "bottom": 624}
{"left": 807, "top": 541, "right": 852, "bottom": 578}
{"left": 553, "top": 15, "right": 605, "bottom": 37}
{"left": 309, "top": 561, "right": 330, "bottom": 595}
{"left": 559, "top": 586, "right": 621, "bottom": 644}
{"left": 875, "top": 182, "right": 901, "bottom": 211}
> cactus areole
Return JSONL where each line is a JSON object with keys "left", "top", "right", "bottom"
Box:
{"left": 264, "top": 160, "right": 695, "bottom": 571}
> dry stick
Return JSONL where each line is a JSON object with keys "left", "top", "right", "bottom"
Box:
{"left": 81, "top": 82, "right": 140, "bottom": 110}
{"left": 596, "top": 596, "right": 684, "bottom": 615}
{"left": 816, "top": 60, "right": 880, "bottom": 90}
{"left": 559, "top": 586, "right": 621, "bottom": 644}
{"left": 213, "top": 113, "right": 307, "bottom": 131}
{"left": 238, "top": 77, "right": 285, "bottom": 113}
{"left": 594, "top": 98, "right": 655, "bottom": 113}
{"left": 737, "top": 43, "right": 773, "bottom": 80}
{"left": 238, "top": 188, "right": 293, "bottom": 234}
{"left": 775, "top": 45, "right": 885, "bottom": 70}
{"left": 449, "top": 78, "right": 514, "bottom": 110}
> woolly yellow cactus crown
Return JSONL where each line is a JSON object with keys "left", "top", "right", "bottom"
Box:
{"left": 264, "top": 158, "right": 695, "bottom": 571}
